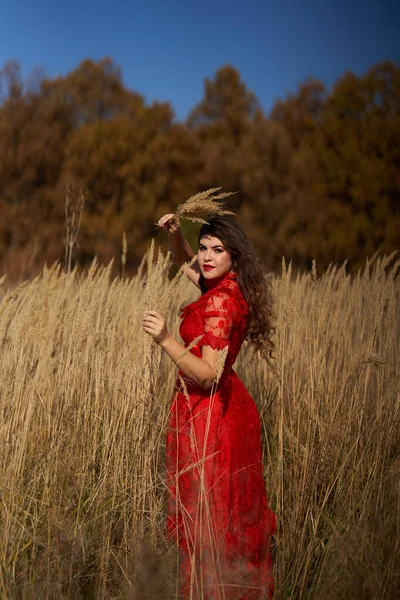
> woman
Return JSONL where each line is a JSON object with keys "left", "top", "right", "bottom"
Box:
{"left": 142, "top": 214, "right": 276, "bottom": 599}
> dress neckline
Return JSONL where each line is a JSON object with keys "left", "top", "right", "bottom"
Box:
{"left": 180, "top": 270, "right": 243, "bottom": 320}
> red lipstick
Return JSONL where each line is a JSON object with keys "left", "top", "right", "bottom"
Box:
{"left": 203, "top": 265, "right": 215, "bottom": 271}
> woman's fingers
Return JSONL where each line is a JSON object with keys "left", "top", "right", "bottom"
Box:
{"left": 142, "top": 311, "right": 164, "bottom": 329}
{"left": 169, "top": 215, "right": 180, "bottom": 232}
{"left": 142, "top": 311, "right": 168, "bottom": 344}
{"left": 157, "top": 214, "right": 172, "bottom": 228}
{"left": 143, "top": 311, "right": 165, "bottom": 323}
{"left": 157, "top": 214, "right": 180, "bottom": 232}
{"left": 142, "top": 319, "right": 158, "bottom": 334}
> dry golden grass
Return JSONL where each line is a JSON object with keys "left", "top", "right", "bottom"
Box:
{"left": 175, "top": 188, "right": 236, "bottom": 224}
{"left": 0, "top": 249, "right": 399, "bottom": 599}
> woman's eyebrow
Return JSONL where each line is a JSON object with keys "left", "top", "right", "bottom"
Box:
{"left": 199, "top": 244, "right": 225, "bottom": 249}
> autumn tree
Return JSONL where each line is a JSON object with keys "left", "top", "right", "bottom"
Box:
{"left": 65, "top": 101, "right": 200, "bottom": 263}
{"left": 188, "top": 68, "right": 326, "bottom": 268}
{"left": 263, "top": 62, "right": 400, "bottom": 268}
{"left": 309, "top": 61, "right": 400, "bottom": 265}
{"left": 187, "top": 65, "right": 259, "bottom": 210}
{"left": 0, "top": 58, "right": 200, "bottom": 276}
{"left": 0, "top": 60, "right": 71, "bottom": 276}
{"left": 0, "top": 58, "right": 398, "bottom": 278}
{"left": 190, "top": 63, "right": 399, "bottom": 270}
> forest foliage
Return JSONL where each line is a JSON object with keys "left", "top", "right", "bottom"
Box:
{"left": 0, "top": 57, "right": 399, "bottom": 278}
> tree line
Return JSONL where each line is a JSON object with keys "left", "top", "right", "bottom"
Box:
{"left": 0, "top": 57, "right": 399, "bottom": 279}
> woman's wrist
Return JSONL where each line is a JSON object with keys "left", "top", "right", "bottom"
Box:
{"left": 168, "top": 228, "right": 183, "bottom": 239}
{"left": 158, "top": 331, "right": 173, "bottom": 349}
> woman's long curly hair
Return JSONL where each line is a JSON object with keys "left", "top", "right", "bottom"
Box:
{"left": 198, "top": 217, "right": 275, "bottom": 360}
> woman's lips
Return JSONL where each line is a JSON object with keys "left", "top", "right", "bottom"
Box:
{"left": 202, "top": 265, "right": 215, "bottom": 271}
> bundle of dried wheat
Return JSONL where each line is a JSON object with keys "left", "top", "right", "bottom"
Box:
{"left": 175, "top": 188, "right": 236, "bottom": 224}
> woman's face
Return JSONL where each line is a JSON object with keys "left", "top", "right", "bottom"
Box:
{"left": 197, "top": 235, "right": 233, "bottom": 281}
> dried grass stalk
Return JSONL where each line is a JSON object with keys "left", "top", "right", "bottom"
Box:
{"left": 175, "top": 187, "right": 236, "bottom": 224}
{"left": 0, "top": 248, "right": 399, "bottom": 599}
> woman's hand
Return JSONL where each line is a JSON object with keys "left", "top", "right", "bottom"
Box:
{"left": 142, "top": 311, "right": 170, "bottom": 345}
{"left": 157, "top": 214, "right": 180, "bottom": 234}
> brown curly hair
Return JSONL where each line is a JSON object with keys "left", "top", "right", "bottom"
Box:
{"left": 198, "top": 217, "right": 275, "bottom": 360}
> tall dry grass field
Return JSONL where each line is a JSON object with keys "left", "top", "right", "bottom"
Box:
{"left": 0, "top": 249, "right": 399, "bottom": 600}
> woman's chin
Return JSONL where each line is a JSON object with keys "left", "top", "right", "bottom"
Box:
{"left": 202, "top": 269, "right": 230, "bottom": 279}
{"left": 202, "top": 270, "right": 217, "bottom": 278}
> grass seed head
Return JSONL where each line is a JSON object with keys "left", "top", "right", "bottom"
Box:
{"left": 175, "top": 187, "right": 237, "bottom": 224}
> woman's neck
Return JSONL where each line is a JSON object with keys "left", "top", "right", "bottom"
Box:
{"left": 204, "top": 270, "right": 235, "bottom": 290}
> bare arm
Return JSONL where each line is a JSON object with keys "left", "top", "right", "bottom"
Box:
{"left": 142, "top": 311, "right": 219, "bottom": 390}
{"left": 158, "top": 214, "right": 201, "bottom": 287}
{"left": 160, "top": 332, "right": 218, "bottom": 390}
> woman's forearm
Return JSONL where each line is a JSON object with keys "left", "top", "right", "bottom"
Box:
{"left": 159, "top": 333, "right": 216, "bottom": 390}
{"left": 168, "top": 230, "right": 195, "bottom": 267}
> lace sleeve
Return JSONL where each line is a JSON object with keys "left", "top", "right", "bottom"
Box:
{"left": 199, "top": 291, "right": 235, "bottom": 350}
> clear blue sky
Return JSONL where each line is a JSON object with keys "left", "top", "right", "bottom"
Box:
{"left": 0, "top": 0, "right": 399, "bottom": 120}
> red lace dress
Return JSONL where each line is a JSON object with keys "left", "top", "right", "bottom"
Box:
{"left": 166, "top": 271, "right": 276, "bottom": 599}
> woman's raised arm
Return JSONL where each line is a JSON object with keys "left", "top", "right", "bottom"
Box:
{"left": 158, "top": 214, "right": 201, "bottom": 287}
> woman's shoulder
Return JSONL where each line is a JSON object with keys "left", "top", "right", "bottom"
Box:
{"left": 205, "top": 275, "right": 248, "bottom": 316}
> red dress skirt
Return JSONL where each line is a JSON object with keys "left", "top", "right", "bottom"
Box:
{"left": 166, "top": 272, "right": 276, "bottom": 599}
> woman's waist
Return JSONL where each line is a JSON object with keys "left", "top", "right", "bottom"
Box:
{"left": 176, "top": 365, "right": 237, "bottom": 396}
